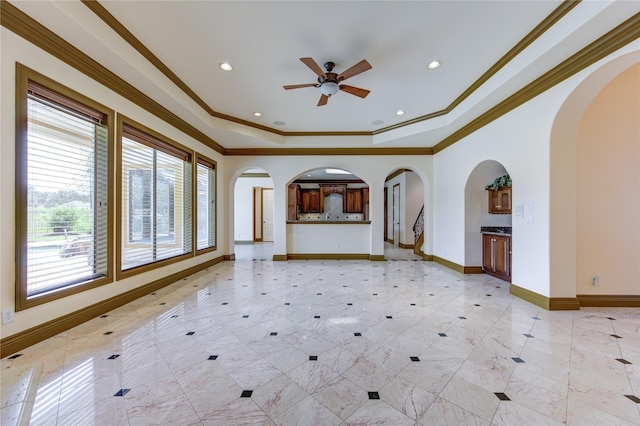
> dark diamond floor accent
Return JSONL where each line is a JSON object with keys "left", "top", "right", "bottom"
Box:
{"left": 103, "top": 332, "right": 113, "bottom": 335}
{"left": 368, "top": 391, "right": 380, "bottom": 400}
{"left": 100, "top": 315, "right": 109, "bottom": 318}
{"left": 373, "top": 293, "right": 378, "bottom": 296}
{"left": 314, "top": 316, "right": 321, "bottom": 319}
{"left": 474, "top": 304, "right": 481, "bottom": 307}
{"left": 354, "top": 332, "right": 362, "bottom": 337}
{"left": 495, "top": 392, "right": 511, "bottom": 401}
{"left": 241, "top": 390, "right": 253, "bottom": 398}
{"left": 410, "top": 303, "right": 416, "bottom": 306}
{"left": 309, "top": 356, "right": 318, "bottom": 361}
{"left": 284, "top": 303, "right": 290, "bottom": 305}
{"left": 186, "top": 332, "right": 195, "bottom": 335}
{"left": 270, "top": 332, "right": 278, "bottom": 336}
{"left": 261, "top": 293, "right": 266, "bottom": 295}
{"left": 7, "top": 354, "right": 22, "bottom": 360}
{"left": 532, "top": 316, "right": 541, "bottom": 320}
{"left": 458, "top": 316, "right": 466, "bottom": 320}
{"left": 114, "top": 389, "right": 130, "bottom": 397}
{"left": 607, "top": 317, "right": 616, "bottom": 320}
{"left": 523, "top": 334, "right": 534, "bottom": 338}
{"left": 222, "top": 302, "right": 228, "bottom": 305}
{"left": 242, "top": 315, "right": 249, "bottom": 318}
{"left": 512, "top": 357, "right": 525, "bottom": 363}
{"left": 208, "top": 355, "right": 218, "bottom": 360}
{"left": 386, "top": 316, "right": 393, "bottom": 319}
{"left": 616, "top": 358, "right": 632, "bottom": 364}
{"left": 486, "top": 294, "right": 492, "bottom": 297}
{"left": 410, "top": 356, "right": 420, "bottom": 362}
{"left": 624, "top": 395, "right": 640, "bottom": 403}
{"left": 611, "top": 334, "right": 622, "bottom": 339}
{"left": 108, "top": 355, "right": 120, "bottom": 360}
{"left": 438, "top": 333, "right": 447, "bottom": 337}
{"left": 171, "top": 315, "right": 178, "bottom": 318}
{"left": 347, "top": 303, "right": 353, "bottom": 306}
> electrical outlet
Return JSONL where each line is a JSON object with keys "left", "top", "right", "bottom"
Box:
{"left": 2, "top": 309, "right": 15, "bottom": 324}
{"left": 592, "top": 275, "right": 599, "bottom": 286}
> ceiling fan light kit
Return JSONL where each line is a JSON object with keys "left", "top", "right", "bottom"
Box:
{"left": 284, "top": 57, "right": 372, "bottom": 106}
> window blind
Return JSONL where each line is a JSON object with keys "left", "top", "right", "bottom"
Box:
{"left": 25, "top": 89, "right": 109, "bottom": 297}
{"left": 196, "top": 159, "right": 216, "bottom": 251}
{"left": 121, "top": 127, "right": 192, "bottom": 271}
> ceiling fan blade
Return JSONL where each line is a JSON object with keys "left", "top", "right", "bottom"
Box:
{"left": 300, "top": 57, "right": 326, "bottom": 78}
{"left": 283, "top": 83, "right": 318, "bottom": 90}
{"left": 339, "top": 85, "right": 370, "bottom": 99}
{"left": 317, "top": 94, "right": 329, "bottom": 106}
{"left": 338, "top": 59, "right": 372, "bottom": 81}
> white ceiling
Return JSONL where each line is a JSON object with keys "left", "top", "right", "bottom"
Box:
{"left": 11, "top": 1, "right": 639, "bottom": 149}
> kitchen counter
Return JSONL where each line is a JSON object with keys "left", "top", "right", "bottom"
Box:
{"left": 287, "top": 221, "right": 371, "bottom": 224}
{"left": 480, "top": 226, "right": 512, "bottom": 235}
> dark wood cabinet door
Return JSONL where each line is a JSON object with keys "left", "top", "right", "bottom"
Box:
{"left": 482, "top": 234, "right": 494, "bottom": 271}
{"left": 482, "top": 233, "right": 511, "bottom": 282}
{"left": 346, "top": 189, "right": 363, "bottom": 213}
{"left": 300, "top": 189, "right": 320, "bottom": 213}
{"left": 488, "top": 186, "right": 512, "bottom": 214}
{"left": 494, "top": 235, "right": 510, "bottom": 277}
{"left": 288, "top": 184, "right": 298, "bottom": 220}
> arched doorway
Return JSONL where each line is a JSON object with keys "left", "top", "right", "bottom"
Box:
{"left": 233, "top": 168, "right": 274, "bottom": 260}
{"left": 464, "top": 161, "right": 512, "bottom": 280}
{"left": 550, "top": 59, "right": 639, "bottom": 302}
{"left": 383, "top": 168, "right": 426, "bottom": 260}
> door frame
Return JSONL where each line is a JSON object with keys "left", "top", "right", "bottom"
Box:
{"left": 393, "top": 183, "right": 400, "bottom": 246}
{"left": 261, "top": 187, "right": 274, "bottom": 242}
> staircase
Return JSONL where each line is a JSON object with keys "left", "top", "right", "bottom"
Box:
{"left": 412, "top": 206, "right": 425, "bottom": 257}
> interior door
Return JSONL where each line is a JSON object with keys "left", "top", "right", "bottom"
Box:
{"left": 393, "top": 184, "right": 400, "bottom": 246}
{"left": 262, "top": 188, "right": 274, "bottom": 242}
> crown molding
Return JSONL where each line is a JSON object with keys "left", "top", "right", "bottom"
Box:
{"left": 224, "top": 147, "right": 433, "bottom": 156}
{"left": 433, "top": 12, "right": 640, "bottom": 154}
{"left": 82, "top": 0, "right": 579, "bottom": 137}
{"left": 0, "top": 0, "right": 226, "bottom": 155}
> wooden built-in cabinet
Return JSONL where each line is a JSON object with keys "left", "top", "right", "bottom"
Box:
{"left": 300, "top": 189, "right": 320, "bottom": 213}
{"left": 346, "top": 189, "right": 363, "bottom": 213}
{"left": 488, "top": 186, "right": 512, "bottom": 214}
{"left": 482, "top": 233, "right": 511, "bottom": 282}
{"left": 287, "top": 184, "right": 299, "bottom": 221}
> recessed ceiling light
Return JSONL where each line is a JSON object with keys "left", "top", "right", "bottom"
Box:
{"left": 253, "top": 112, "right": 262, "bottom": 117}
{"left": 427, "top": 60, "right": 441, "bottom": 70}
{"left": 219, "top": 62, "right": 233, "bottom": 71}
{"left": 396, "top": 110, "right": 405, "bottom": 116}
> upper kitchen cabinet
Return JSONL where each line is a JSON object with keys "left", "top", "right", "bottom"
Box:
{"left": 300, "top": 188, "right": 321, "bottom": 213}
{"left": 488, "top": 186, "right": 512, "bottom": 214}
{"left": 346, "top": 189, "right": 363, "bottom": 213}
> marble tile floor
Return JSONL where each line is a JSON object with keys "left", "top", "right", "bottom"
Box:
{"left": 2, "top": 244, "right": 639, "bottom": 425}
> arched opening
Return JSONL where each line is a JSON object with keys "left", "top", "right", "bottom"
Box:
{"left": 465, "top": 161, "right": 512, "bottom": 280}
{"left": 551, "top": 59, "right": 639, "bottom": 302}
{"left": 233, "top": 168, "right": 274, "bottom": 260}
{"left": 286, "top": 167, "right": 371, "bottom": 258}
{"left": 383, "top": 168, "right": 426, "bottom": 260}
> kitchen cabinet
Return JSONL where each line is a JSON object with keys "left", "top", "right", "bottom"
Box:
{"left": 288, "top": 184, "right": 299, "bottom": 221}
{"left": 488, "top": 186, "right": 512, "bottom": 214}
{"left": 346, "top": 189, "right": 363, "bottom": 213}
{"left": 300, "top": 189, "right": 320, "bottom": 213}
{"left": 482, "top": 233, "right": 511, "bottom": 281}
{"left": 319, "top": 184, "right": 346, "bottom": 212}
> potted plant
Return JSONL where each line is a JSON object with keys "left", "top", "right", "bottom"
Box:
{"left": 487, "top": 174, "right": 511, "bottom": 191}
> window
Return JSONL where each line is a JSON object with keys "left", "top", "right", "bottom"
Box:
{"left": 196, "top": 156, "right": 216, "bottom": 252}
{"left": 118, "top": 119, "right": 193, "bottom": 276}
{"left": 15, "top": 66, "right": 113, "bottom": 309}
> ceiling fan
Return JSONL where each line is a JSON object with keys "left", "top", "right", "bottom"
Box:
{"left": 283, "top": 57, "right": 372, "bottom": 106}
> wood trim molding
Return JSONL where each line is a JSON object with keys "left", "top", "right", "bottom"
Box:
{"left": 224, "top": 254, "right": 235, "bottom": 261}
{"left": 286, "top": 254, "right": 370, "bottom": 260}
{"left": 433, "top": 12, "right": 640, "bottom": 153}
{"left": 272, "top": 254, "right": 287, "bottom": 261}
{"left": 577, "top": 294, "right": 640, "bottom": 307}
{"left": 463, "top": 266, "right": 484, "bottom": 274}
{"left": 239, "top": 173, "right": 271, "bottom": 178}
{"left": 369, "top": 255, "right": 385, "bottom": 261}
{"left": 81, "top": 0, "right": 579, "bottom": 139}
{"left": 432, "top": 256, "right": 465, "bottom": 274}
{"left": 422, "top": 254, "right": 434, "bottom": 261}
{"left": 0, "top": 256, "right": 224, "bottom": 358}
{"left": 549, "top": 297, "right": 581, "bottom": 310}
{"left": 234, "top": 240, "right": 254, "bottom": 245}
{"left": 509, "top": 283, "right": 550, "bottom": 310}
{"left": 224, "top": 148, "right": 433, "bottom": 156}
{"left": 0, "top": 0, "right": 225, "bottom": 155}
{"left": 398, "top": 243, "right": 415, "bottom": 249}
{"left": 385, "top": 168, "right": 411, "bottom": 182}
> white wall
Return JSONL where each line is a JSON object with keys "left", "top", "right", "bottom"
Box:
{"left": 225, "top": 156, "right": 433, "bottom": 259}
{"left": 233, "top": 176, "right": 273, "bottom": 242}
{"left": 287, "top": 224, "right": 370, "bottom": 254}
{"left": 1, "top": 29, "right": 225, "bottom": 339}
